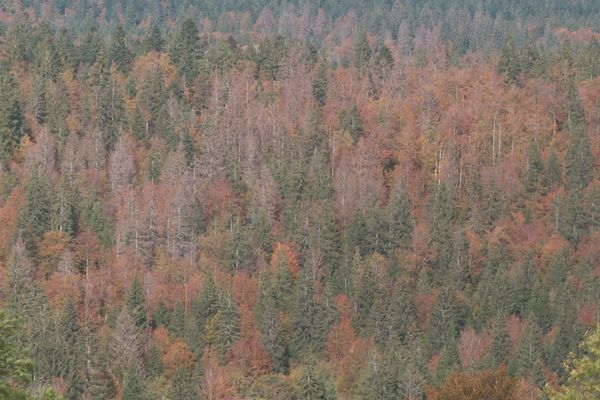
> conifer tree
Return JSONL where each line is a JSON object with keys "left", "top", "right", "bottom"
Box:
{"left": 121, "top": 366, "right": 144, "bottom": 400}
{"left": 256, "top": 273, "right": 289, "bottom": 372}
{"left": 170, "top": 367, "right": 199, "bottom": 400}
{"left": 144, "top": 23, "right": 164, "bottom": 53}
{"left": 127, "top": 277, "right": 147, "bottom": 329}
{"left": 498, "top": 34, "right": 522, "bottom": 84}
{"left": 0, "top": 68, "right": 26, "bottom": 164}
{"left": 145, "top": 344, "right": 163, "bottom": 378}
{"left": 513, "top": 315, "right": 545, "bottom": 386}
{"left": 312, "top": 60, "right": 328, "bottom": 107}
{"left": 215, "top": 293, "right": 240, "bottom": 359}
{"left": 25, "top": 169, "right": 54, "bottom": 238}
{"left": 527, "top": 139, "right": 544, "bottom": 193}
{"left": 354, "top": 30, "right": 372, "bottom": 76}
{"left": 109, "top": 25, "right": 131, "bottom": 73}
{"left": 292, "top": 270, "right": 327, "bottom": 354}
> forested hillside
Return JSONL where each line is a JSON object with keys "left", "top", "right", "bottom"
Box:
{"left": 1, "top": 1, "right": 600, "bottom": 399}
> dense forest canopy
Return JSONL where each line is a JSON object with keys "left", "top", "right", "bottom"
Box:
{"left": 0, "top": 0, "right": 599, "bottom": 399}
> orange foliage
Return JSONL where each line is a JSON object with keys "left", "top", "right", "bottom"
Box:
{"left": 37, "top": 231, "right": 71, "bottom": 278}
{"left": 152, "top": 326, "right": 172, "bottom": 353}
{"left": 427, "top": 366, "right": 524, "bottom": 400}
{"left": 0, "top": 186, "right": 23, "bottom": 258}
{"left": 325, "top": 317, "right": 357, "bottom": 362}
{"left": 270, "top": 242, "right": 301, "bottom": 278}
{"left": 43, "top": 273, "right": 80, "bottom": 308}
{"left": 162, "top": 339, "right": 194, "bottom": 377}
{"left": 201, "top": 351, "right": 239, "bottom": 400}
{"left": 458, "top": 328, "right": 489, "bottom": 369}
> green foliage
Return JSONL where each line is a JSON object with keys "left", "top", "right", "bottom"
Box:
{"left": 80, "top": 191, "right": 113, "bottom": 247}
{"left": 109, "top": 25, "right": 132, "bottom": 73}
{"left": 512, "top": 315, "right": 545, "bottom": 386}
{"left": 121, "top": 366, "right": 144, "bottom": 400}
{"left": 291, "top": 270, "right": 327, "bottom": 355}
{"left": 256, "top": 272, "right": 290, "bottom": 373}
{"left": 24, "top": 169, "right": 54, "bottom": 239}
{"left": 354, "top": 31, "right": 372, "bottom": 76}
{"left": 145, "top": 344, "right": 163, "bottom": 379}
{"left": 297, "top": 360, "right": 336, "bottom": 400}
{"left": 498, "top": 34, "right": 522, "bottom": 84}
{"left": 312, "top": 61, "right": 328, "bottom": 107}
{"left": 127, "top": 277, "right": 147, "bottom": 329}
{"left": 169, "top": 367, "right": 199, "bottom": 400}
{"left": 0, "top": 310, "right": 33, "bottom": 399}
{"left": 339, "top": 103, "right": 364, "bottom": 144}
{"left": 215, "top": 294, "right": 240, "bottom": 360}
{"left": 547, "top": 324, "right": 600, "bottom": 399}
{"left": 0, "top": 68, "right": 25, "bottom": 163}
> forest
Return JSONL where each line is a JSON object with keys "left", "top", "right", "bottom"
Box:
{"left": 1, "top": 0, "right": 600, "bottom": 399}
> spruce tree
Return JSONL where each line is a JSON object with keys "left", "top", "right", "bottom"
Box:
{"left": 170, "top": 367, "right": 199, "bottom": 400}
{"left": 215, "top": 293, "right": 240, "bottom": 359}
{"left": 354, "top": 30, "right": 372, "bottom": 76}
{"left": 109, "top": 25, "right": 131, "bottom": 73}
{"left": 121, "top": 366, "right": 144, "bottom": 400}
{"left": 0, "top": 68, "right": 26, "bottom": 164}
{"left": 127, "top": 277, "right": 147, "bottom": 329}
{"left": 144, "top": 344, "right": 163, "bottom": 378}
{"left": 25, "top": 169, "right": 54, "bottom": 238}
{"left": 526, "top": 139, "right": 544, "bottom": 193}
{"left": 498, "top": 34, "right": 522, "bottom": 84}
{"left": 312, "top": 61, "right": 328, "bottom": 107}
{"left": 513, "top": 315, "right": 545, "bottom": 386}
{"left": 168, "top": 301, "right": 185, "bottom": 338}
{"left": 144, "top": 23, "right": 163, "bottom": 53}
{"left": 292, "top": 270, "right": 326, "bottom": 354}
